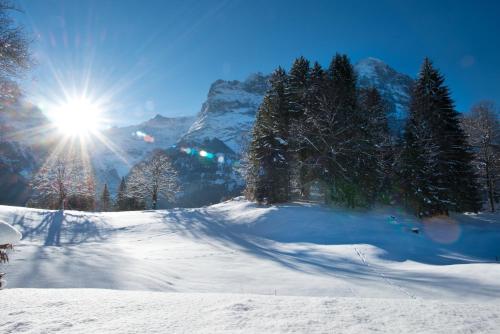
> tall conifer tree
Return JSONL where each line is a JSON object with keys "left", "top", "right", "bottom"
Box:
{"left": 101, "top": 183, "right": 111, "bottom": 211}
{"left": 401, "top": 58, "right": 480, "bottom": 215}
{"left": 285, "top": 57, "right": 310, "bottom": 197}
{"left": 246, "top": 68, "right": 290, "bottom": 203}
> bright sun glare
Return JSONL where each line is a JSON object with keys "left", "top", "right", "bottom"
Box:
{"left": 51, "top": 96, "right": 103, "bottom": 137}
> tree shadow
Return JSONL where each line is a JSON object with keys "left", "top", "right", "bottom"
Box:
{"left": 149, "top": 204, "right": 500, "bottom": 299}
{"left": 10, "top": 210, "right": 108, "bottom": 246}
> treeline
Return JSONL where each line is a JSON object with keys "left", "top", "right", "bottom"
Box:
{"left": 28, "top": 150, "right": 178, "bottom": 212}
{"left": 245, "top": 54, "right": 489, "bottom": 216}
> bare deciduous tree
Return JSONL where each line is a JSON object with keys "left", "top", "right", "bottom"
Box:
{"left": 0, "top": 0, "right": 31, "bottom": 102}
{"left": 462, "top": 101, "right": 500, "bottom": 212}
{"left": 127, "top": 150, "right": 178, "bottom": 209}
{"left": 29, "top": 156, "right": 96, "bottom": 211}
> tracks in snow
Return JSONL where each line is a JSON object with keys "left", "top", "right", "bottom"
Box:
{"left": 354, "top": 246, "right": 417, "bottom": 299}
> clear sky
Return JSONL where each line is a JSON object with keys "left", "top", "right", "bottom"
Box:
{"left": 15, "top": 0, "right": 500, "bottom": 126}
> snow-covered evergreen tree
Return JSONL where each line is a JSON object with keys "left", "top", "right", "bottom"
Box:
{"left": 300, "top": 61, "right": 326, "bottom": 198}
{"left": 325, "top": 54, "right": 367, "bottom": 207}
{"left": 401, "top": 58, "right": 480, "bottom": 216}
{"left": 100, "top": 183, "right": 111, "bottom": 212}
{"left": 116, "top": 177, "right": 128, "bottom": 210}
{"left": 358, "top": 87, "right": 393, "bottom": 203}
{"left": 246, "top": 68, "right": 290, "bottom": 203}
{"left": 285, "top": 56, "right": 310, "bottom": 198}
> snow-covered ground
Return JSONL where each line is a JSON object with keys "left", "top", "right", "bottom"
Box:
{"left": 1, "top": 199, "right": 499, "bottom": 333}
{"left": 2, "top": 289, "right": 499, "bottom": 334}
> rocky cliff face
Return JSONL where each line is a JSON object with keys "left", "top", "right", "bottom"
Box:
{"left": 181, "top": 73, "right": 270, "bottom": 154}
{"left": 182, "top": 59, "right": 414, "bottom": 155}
{"left": 355, "top": 57, "right": 414, "bottom": 120}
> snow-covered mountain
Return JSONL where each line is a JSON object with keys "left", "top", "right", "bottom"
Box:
{"left": 0, "top": 57, "right": 415, "bottom": 206}
{"left": 181, "top": 73, "right": 270, "bottom": 154}
{"left": 181, "top": 58, "right": 413, "bottom": 155}
{"left": 355, "top": 57, "right": 414, "bottom": 119}
{"left": 90, "top": 114, "right": 195, "bottom": 192}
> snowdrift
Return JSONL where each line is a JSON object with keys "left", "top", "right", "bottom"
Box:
{"left": 0, "top": 220, "right": 22, "bottom": 245}
{"left": 0, "top": 199, "right": 499, "bottom": 333}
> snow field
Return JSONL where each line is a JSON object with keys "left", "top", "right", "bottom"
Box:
{"left": 0, "top": 198, "right": 499, "bottom": 333}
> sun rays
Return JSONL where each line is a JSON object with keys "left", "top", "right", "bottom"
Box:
{"left": 48, "top": 95, "right": 104, "bottom": 137}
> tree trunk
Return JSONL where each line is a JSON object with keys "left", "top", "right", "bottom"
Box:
{"left": 486, "top": 164, "right": 495, "bottom": 212}
{"left": 152, "top": 191, "right": 158, "bottom": 210}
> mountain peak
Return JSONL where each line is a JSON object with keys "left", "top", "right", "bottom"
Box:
{"left": 354, "top": 57, "right": 392, "bottom": 79}
{"left": 355, "top": 57, "right": 414, "bottom": 120}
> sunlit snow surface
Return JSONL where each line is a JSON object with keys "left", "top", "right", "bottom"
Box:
{"left": 0, "top": 221, "right": 22, "bottom": 245}
{"left": 1, "top": 199, "right": 499, "bottom": 333}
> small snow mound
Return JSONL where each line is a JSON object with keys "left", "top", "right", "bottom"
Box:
{"left": 0, "top": 221, "right": 22, "bottom": 245}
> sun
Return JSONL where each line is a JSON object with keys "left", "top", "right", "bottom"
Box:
{"left": 50, "top": 96, "right": 104, "bottom": 137}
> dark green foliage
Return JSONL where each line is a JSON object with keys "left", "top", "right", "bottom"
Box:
{"left": 116, "top": 176, "right": 146, "bottom": 211}
{"left": 101, "top": 183, "right": 111, "bottom": 211}
{"left": 116, "top": 177, "right": 126, "bottom": 210}
{"left": 358, "top": 87, "right": 394, "bottom": 203}
{"left": 324, "top": 54, "right": 370, "bottom": 207}
{"left": 286, "top": 57, "right": 310, "bottom": 197}
{"left": 66, "top": 193, "right": 96, "bottom": 211}
{"left": 247, "top": 54, "right": 393, "bottom": 208}
{"left": 400, "top": 58, "right": 481, "bottom": 216}
{"left": 246, "top": 68, "right": 290, "bottom": 203}
{"left": 246, "top": 54, "right": 480, "bottom": 216}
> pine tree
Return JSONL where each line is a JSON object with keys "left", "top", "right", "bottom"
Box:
{"left": 300, "top": 61, "right": 326, "bottom": 197}
{"left": 358, "top": 87, "right": 393, "bottom": 203}
{"left": 246, "top": 68, "right": 290, "bottom": 203}
{"left": 246, "top": 96, "right": 274, "bottom": 202}
{"left": 116, "top": 177, "right": 128, "bottom": 211}
{"left": 326, "top": 54, "right": 363, "bottom": 206}
{"left": 285, "top": 56, "right": 310, "bottom": 197}
{"left": 101, "top": 183, "right": 111, "bottom": 211}
{"left": 401, "top": 58, "right": 480, "bottom": 216}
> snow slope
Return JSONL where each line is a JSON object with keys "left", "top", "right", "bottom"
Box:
{"left": 0, "top": 199, "right": 499, "bottom": 332}
{"left": 0, "top": 221, "right": 22, "bottom": 244}
{"left": 1, "top": 289, "right": 499, "bottom": 334}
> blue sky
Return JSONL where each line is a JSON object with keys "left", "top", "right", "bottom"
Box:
{"left": 15, "top": 0, "right": 500, "bottom": 126}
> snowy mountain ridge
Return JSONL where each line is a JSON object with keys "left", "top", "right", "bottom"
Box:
{"left": 181, "top": 58, "right": 414, "bottom": 155}
{"left": 0, "top": 57, "right": 415, "bottom": 205}
{"left": 90, "top": 114, "right": 195, "bottom": 193}
{"left": 356, "top": 57, "right": 413, "bottom": 119}
{"left": 181, "top": 72, "right": 270, "bottom": 154}
{"left": 98, "top": 113, "right": 196, "bottom": 175}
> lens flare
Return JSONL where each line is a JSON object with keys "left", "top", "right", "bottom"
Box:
{"left": 179, "top": 147, "right": 228, "bottom": 164}
{"left": 134, "top": 130, "right": 155, "bottom": 143}
{"left": 423, "top": 215, "right": 461, "bottom": 244}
